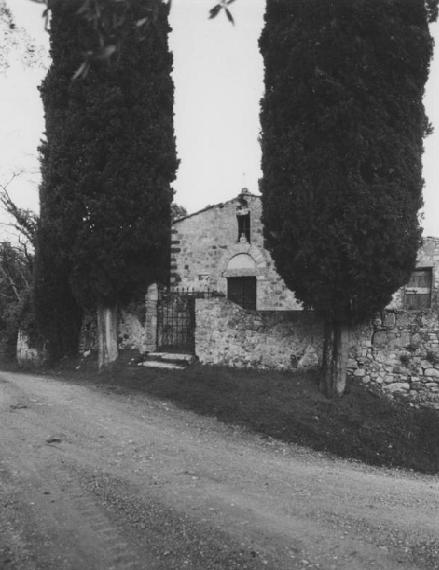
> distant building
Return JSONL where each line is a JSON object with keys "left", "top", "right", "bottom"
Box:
{"left": 390, "top": 236, "right": 439, "bottom": 311}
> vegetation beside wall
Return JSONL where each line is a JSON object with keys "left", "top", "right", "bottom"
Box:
{"left": 0, "top": 242, "right": 34, "bottom": 362}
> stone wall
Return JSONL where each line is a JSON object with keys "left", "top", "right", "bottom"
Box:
{"left": 348, "top": 310, "right": 439, "bottom": 407}
{"left": 195, "top": 297, "right": 322, "bottom": 369}
{"left": 171, "top": 192, "right": 301, "bottom": 310}
{"left": 18, "top": 306, "right": 147, "bottom": 366}
{"left": 195, "top": 296, "right": 439, "bottom": 407}
{"left": 80, "top": 309, "right": 146, "bottom": 355}
{"left": 346, "top": 236, "right": 439, "bottom": 407}
{"left": 117, "top": 311, "right": 146, "bottom": 353}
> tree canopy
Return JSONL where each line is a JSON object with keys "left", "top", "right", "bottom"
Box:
{"left": 35, "top": 0, "right": 177, "bottom": 360}
{"left": 12, "top": 0, "right": 234, "bottom": 78}
{"left": 260, "top": 0, "right": 437, "bottom": 395}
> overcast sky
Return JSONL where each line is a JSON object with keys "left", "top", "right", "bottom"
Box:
{"left": 1, "top": 0, "right": 438, "bottom": 239}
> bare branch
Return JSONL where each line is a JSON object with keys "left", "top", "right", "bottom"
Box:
{"left": 0, "top": 263, "right": 21, "bottom": 302}
{"left": 0, "top": 173, "right": 38, "bottom": 246}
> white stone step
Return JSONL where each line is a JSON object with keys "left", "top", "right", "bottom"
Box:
{"left": 146, "top": 352, "right": 195, "bottom": 364}
{"left": 138, "top": 361, "right": 186, "bottom": 370}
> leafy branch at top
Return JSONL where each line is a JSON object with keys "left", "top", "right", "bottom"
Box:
{"left": 209, "top": 0, "right": 236, "bottom": 25}
{"left": 26, "top": 0, "right": 236, "bottom": 78}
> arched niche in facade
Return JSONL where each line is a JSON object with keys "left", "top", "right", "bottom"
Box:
{"left": 223, "top": 253, "right": 257, "bottom": 278}
{"left": 216, "top": 243, "right": 267, "bottom": 304}
{"left": 219, "top": 242, "right": 266, "bottom": 278}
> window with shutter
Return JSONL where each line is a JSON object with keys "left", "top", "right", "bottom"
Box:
{"left": 227, "top": 277, "right": 256, "bottom": 310}
{"left": 404, "top": 268, "right": 432, "bottom": 310}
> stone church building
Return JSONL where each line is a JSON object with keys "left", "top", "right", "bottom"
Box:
{"left": 170, "top": 188, "right": 437, "bottom": 313}
{"left": 170, "top": 188, "right": 301, "bottom": 310}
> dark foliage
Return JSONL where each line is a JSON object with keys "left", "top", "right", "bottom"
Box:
{"left": 34, "top": 235, "right": 83, "bottom": 361}
{"left": 0, "top": 243, "right": 33, "bottom": 360}
{"left": 260, "top": 0, "right": 437, "bottom": 325}
{"left": 35, "top": 0, "right": 176, "bottom": 360}
{"left": 171, "top": 203, "right": 187, "bottom": 221}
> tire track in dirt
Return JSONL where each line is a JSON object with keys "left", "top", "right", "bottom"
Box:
{"left": 0, "top": 386, "right": 274, "bottom": 569}
{"left": 74, "top": 466, "right": 275, "bottom": 570}
{"left": 0, "top": 420, "right": 152, "bottom": 569}
{"left": 1, "top": 371, "right": 439, "bottom": 569}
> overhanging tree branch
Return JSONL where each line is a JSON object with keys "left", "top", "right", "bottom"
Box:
{"left": 0, "top": 173, "right": 38, "bottom": 246}
{"left": 24, "top": 0, "right": 236, "bottom": 78}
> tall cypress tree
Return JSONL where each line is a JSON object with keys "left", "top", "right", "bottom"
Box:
{"left": 35, "top": 0, "right": 176, "bottom": 366}
{"left": 260, "top": 0, "right": 437, "bottom": 396}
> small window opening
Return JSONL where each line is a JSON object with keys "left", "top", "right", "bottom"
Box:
{"left": 404, "top": 268, "right": 433, "bottom": 310}
{"left": 237, "top": 212, "right": 250, "bottom": 242}
{"left": 236, "top": 192, "right": 251, "bottom": 242}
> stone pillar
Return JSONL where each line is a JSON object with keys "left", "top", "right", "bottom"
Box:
{"left": 16, "top": 330, "right": 46, "bottom": 367}
{"left": 145, "top": 283, "right": 159, "bottom": 352}
{"left": 97, "top": 304, "right": 118, "bottom": 369}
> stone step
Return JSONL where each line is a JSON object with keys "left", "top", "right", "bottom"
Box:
{"left": 145, "top": 352, "right": 196, "bottom": 365}
{"left": 138, "top": 360, "right": 186, "bottom": 370}
{"left": 137, "top": 351, "right": 197, "bottom": 370}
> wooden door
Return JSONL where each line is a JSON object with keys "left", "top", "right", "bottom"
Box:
{"left": 227, "top": 277, "right": 256, "bottom": 310}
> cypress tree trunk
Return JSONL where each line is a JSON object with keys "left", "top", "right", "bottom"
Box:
{"left": 320, "top": 321, "right": 350, "bottom": 398}
{"left": 97, "top": 304, "right": 118, "bottom": 370}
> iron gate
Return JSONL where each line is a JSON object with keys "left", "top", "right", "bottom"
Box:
{"left": 157, "top": 290, "right": 196, "bottom": 353}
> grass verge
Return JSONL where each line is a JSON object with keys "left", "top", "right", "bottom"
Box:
{"left": 10, "top": 359, "right": 439, "bottom": 474}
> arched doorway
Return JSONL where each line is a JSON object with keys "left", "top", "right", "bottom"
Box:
{"left": 225, "top": 253, "right": 257, "bottom": 310}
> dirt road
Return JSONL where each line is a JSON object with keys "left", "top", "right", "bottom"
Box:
{"left": 0, "top": 370, "right": 438, "bottom": 569}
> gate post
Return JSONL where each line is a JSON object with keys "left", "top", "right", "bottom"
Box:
{"left": 145, "top": 283, "right": 159, "bottom": 352}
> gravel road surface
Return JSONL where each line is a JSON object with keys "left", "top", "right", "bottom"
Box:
{"left": 0, "top": 370, "right": 438, "bottom": 569}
